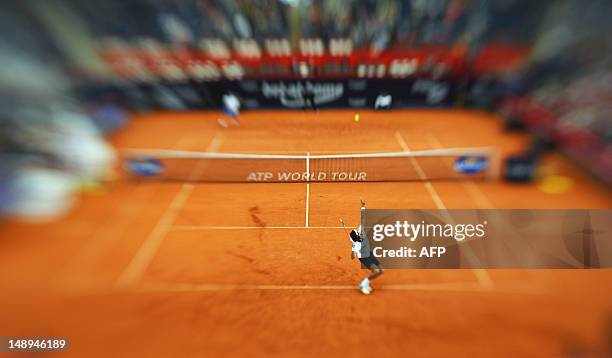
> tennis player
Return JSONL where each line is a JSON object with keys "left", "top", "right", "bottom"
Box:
{"left": 301, "top": 83, "right": 317, "bottom": 111}
{"left": 350, "top": 199, "right": 383, "bottom": 295}
{"left": 217, "top": 92, "right": 241, "bottom": 128}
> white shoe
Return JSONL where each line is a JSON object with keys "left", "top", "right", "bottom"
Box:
{"left": 360, "top": 285, "right": 371, "bottom": 295}
{"left": 359, "top": 285, "right": 372, "bottom": 295}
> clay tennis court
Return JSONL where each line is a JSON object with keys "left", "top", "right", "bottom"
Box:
{"left": 1, "top": 109, "right": 611, "bottom": 357}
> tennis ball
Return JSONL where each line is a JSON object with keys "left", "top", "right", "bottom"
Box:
{"left": 78, "top": 180, "right": 106, "bottom": 194}
{"left": 537, "top": 175, "right": 574, "bottom": 194}
{"left": 354, "top": 113, "right": 360, "bottom": 122}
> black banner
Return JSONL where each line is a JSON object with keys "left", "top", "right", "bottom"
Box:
{"left": 81, "top": 77, "right": 464, "bottom": 111}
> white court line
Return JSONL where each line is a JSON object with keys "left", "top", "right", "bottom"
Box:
{"left": 56, "top": 134, "right": 204, "bottom": 290}
{"left": 170, "top": 225, "right": 346, "bottom": 231}
{"left": 131, "top": 281, "right": 493, "bottom": 293}
{"left": 394, "top": 131, "right": 446, "bottom": 210}
{"left": 114, "top": 132, "right": 223, "bottom": 290}
{"left": 125, "top": 281, "right": 545, "bottom": 295}
{"left": 422, "top": 136, "right": 554, "bottom": 284}
{"left": 305, "top": 152, "right": 310, "bottom": 227}
{"left": 425, "top": 133, "right": 495, "bottom": 209}
{"left": 55, "top": 185, "right": 155, "bottom": 288}
{"left": 463, "top": 181, "right": 496, "bottom": 209}
{"left": 394, "top": 131, "right": 493, "bottom": 289}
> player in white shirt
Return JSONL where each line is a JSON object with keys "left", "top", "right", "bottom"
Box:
{"left": 350, "top": 200, "right": 384, "bottom": 295}
{"left": 217, "top": 92, "right": 241, "bottom": 128}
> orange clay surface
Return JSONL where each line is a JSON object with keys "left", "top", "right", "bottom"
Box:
{"left": 1, "top": 110, "right": 611, "bottom": 357}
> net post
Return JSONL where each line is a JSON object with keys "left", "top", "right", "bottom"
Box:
{"left": 486, "top": 148, "right": 501, "bottom": 180}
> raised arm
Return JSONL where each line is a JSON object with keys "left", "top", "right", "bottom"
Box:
{"left": 359, "top": 199, "right": 367, "bottom": 241}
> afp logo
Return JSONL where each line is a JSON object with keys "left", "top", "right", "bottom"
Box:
{"left": 127, "top": 157, "right": 165, "bottom": 176}
{"left": 454, "top": 156, "right": 488, "bottom": 175}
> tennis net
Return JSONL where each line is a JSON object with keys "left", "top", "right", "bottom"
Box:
{"left": 123, "top": 147, "right": 500, "bottom": 182}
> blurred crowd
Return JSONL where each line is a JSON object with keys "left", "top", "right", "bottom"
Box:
{"left": 490, "top": 0, "right": 612, "bottom": 183}
{"left": 0, "top": 0, "right": 610, "bottom": 220}
{"left": 66, "top": 0, "right": 543, "bottom": 53}
{"left": 0, "top": 3, "right": 119, "bottom": 221}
